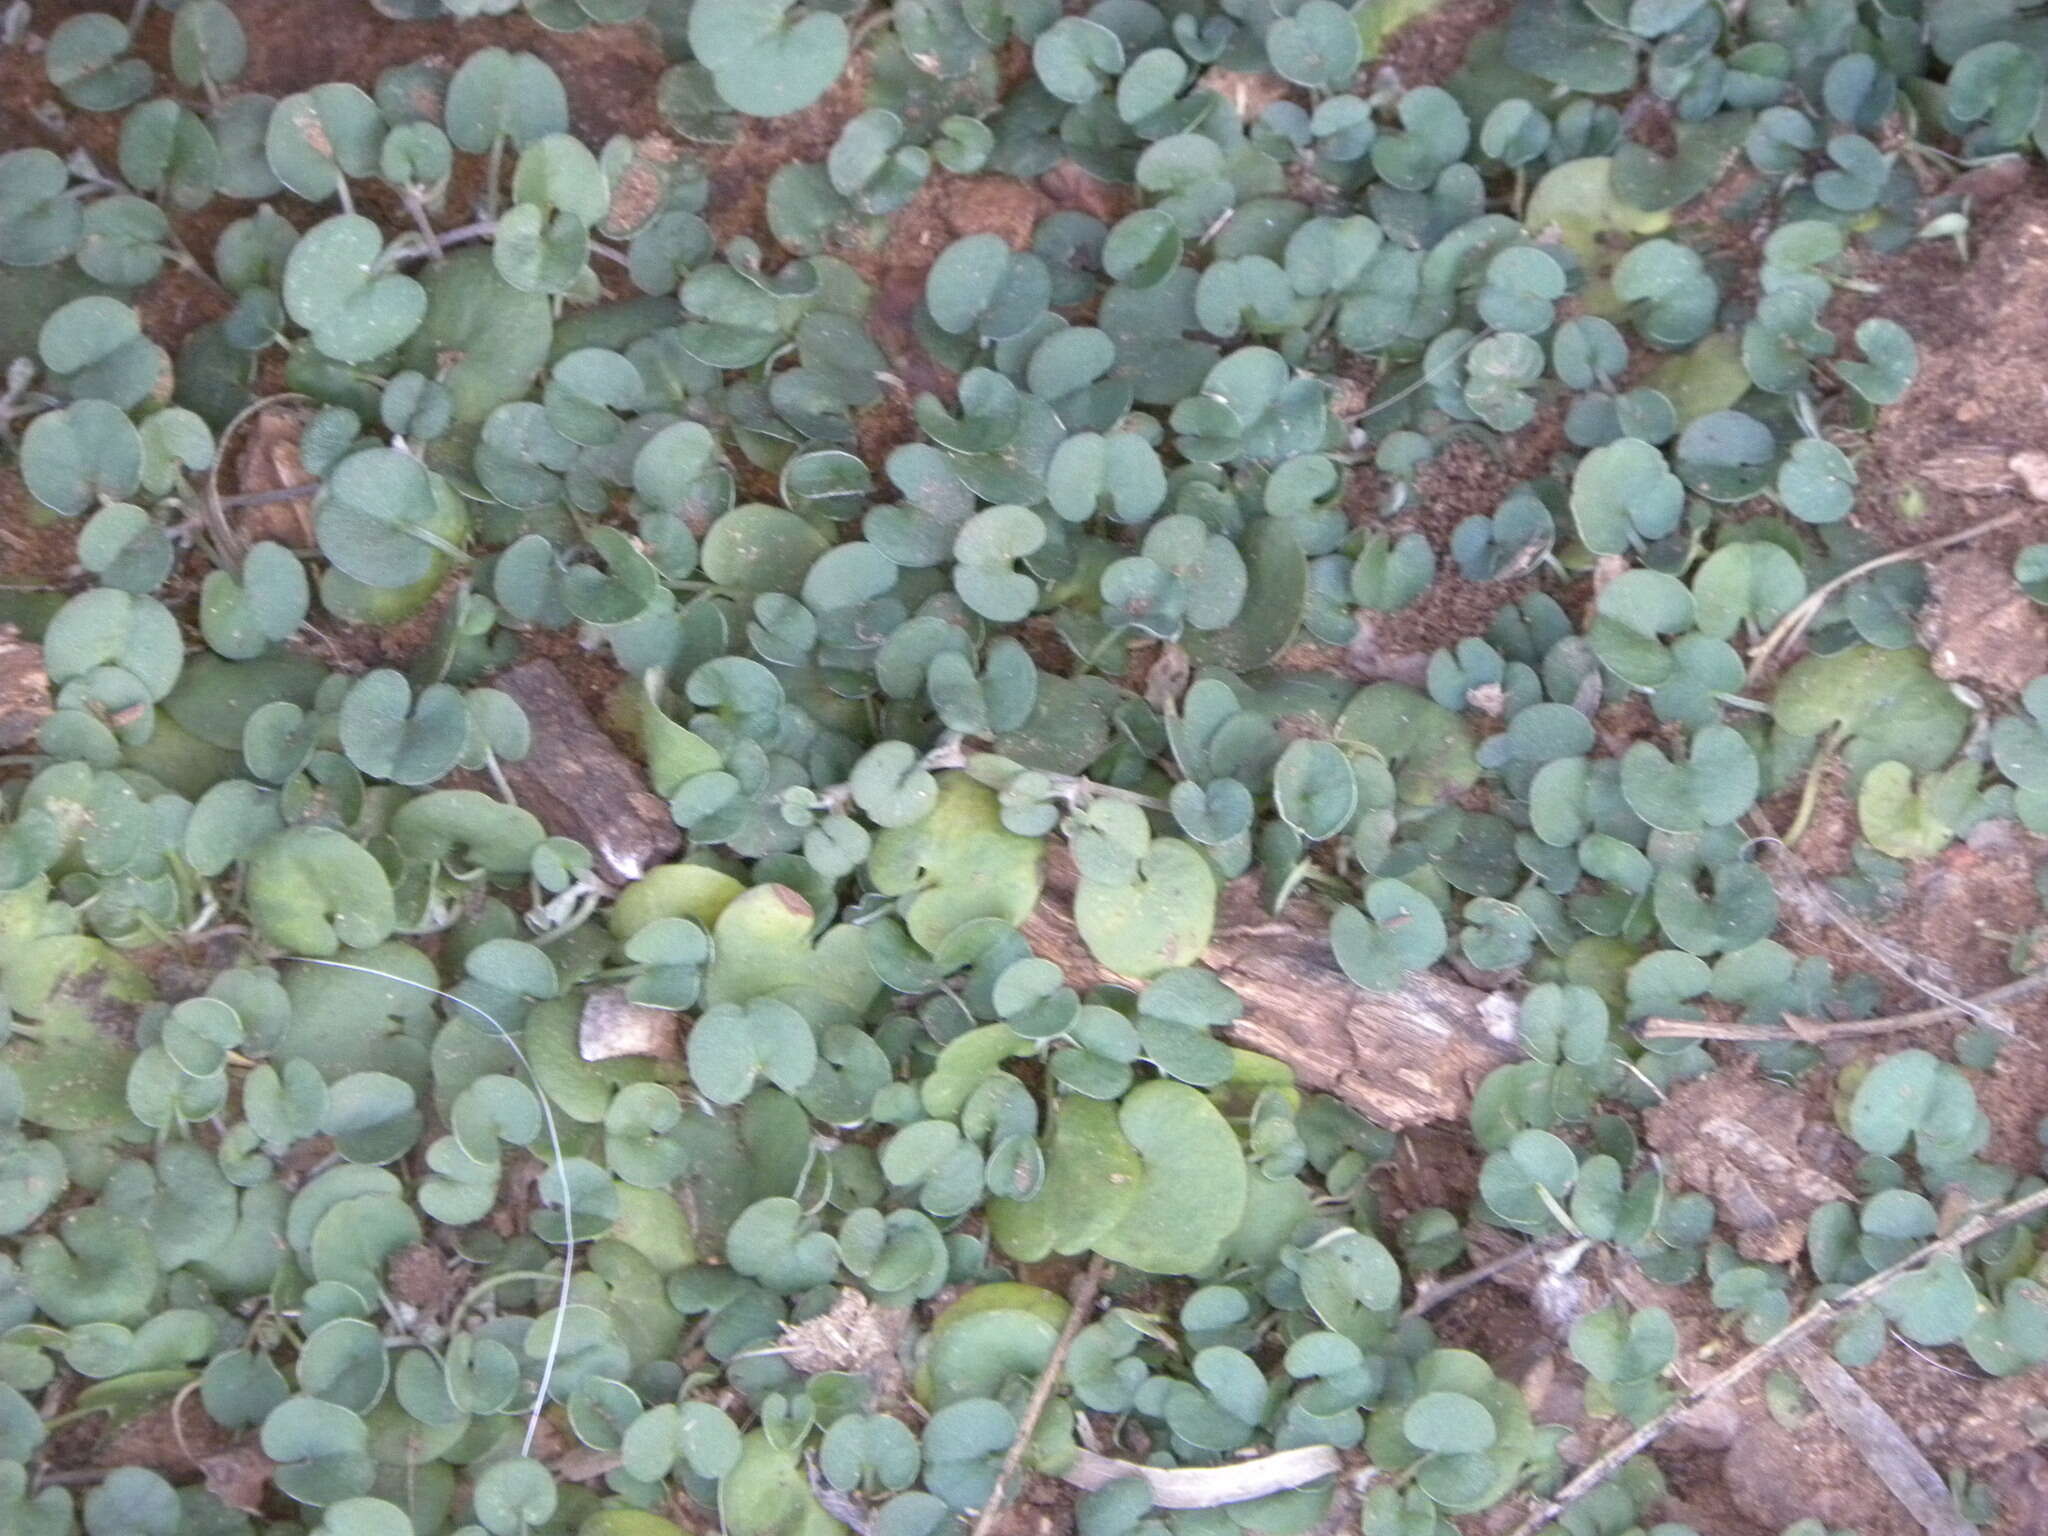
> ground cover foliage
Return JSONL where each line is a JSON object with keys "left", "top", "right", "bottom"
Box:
{"left": 3, "top": 0, "right": 2048, "bottom": 1532}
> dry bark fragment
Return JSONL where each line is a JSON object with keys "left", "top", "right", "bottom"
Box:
{"left": 1024, "top": 850, "right": 1514, "bottom": 1128}
{"left": 0, "top": 628, "right": 50, "bottom": 750}
{"left": 578, "top": 985, "right": 679, "bottom": 1062}
{"left": 492, "top": 658, "right": 680, "bottom": 884}
{"left": 771, "top": 1287, "right": 911, "bottom": 1407}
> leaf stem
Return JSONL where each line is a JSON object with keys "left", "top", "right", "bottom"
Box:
{"left": 484, "top": 134, "right": 505, "bottom": 221}
{"left": 1780, "top": 724, "right": 1842, "bottom": 849}
{"left": 203, "top": 391, "right": 316, "bottom": 571}
{"left": 444, "top": 1268, "right": 563, "bottom": 1344}
{"left": 214, "top": 482, "right": 319, "bottom": 509}
{"left": 402, "top": 187, "right": 445, "bottom": 262}
{"left": 388, "top": 217, "right": 630, "bottom": 271}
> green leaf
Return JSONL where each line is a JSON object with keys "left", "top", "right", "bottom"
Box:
{"left": 1274, "top": 739, "right": 1359, "bottom": 841}
{"left": 1331, "top": 879, "right": 1448, "bottom": 992}
{"left": 1843, "top": 1049, "right": 1983, "bottom": 1162}
{"left": 266, "top": 84, "right": 384, "bottom": 203}
{"left": 1094, "top": 1080, "right": 1248, "bottom": 1275}
{"left": 20, "top": 399, "right": 143, "bottom": 516}
{"left": 283, "top": 215, "right": 426, "bottom": 364}
{"left": 246, "top": 827, "right": 398, "bottom": 957}
{"left": 170, "top": 0, "right": 247, "bottom": 90}
{"left": 445, "top": 49, "right": 568, "bottom": 153}
{"left": 1857, "top": 759, "right": 1976, "bottom": 860}
{"left": 1619, "top": 725, "right": 1758, "bottom": 831}
{"left": 1837, "top": 318, "right": 1918, "bottom": 406}
{"left": 1571, "top": 437, "right": 1683, "bottom": 555}
{"left": 314, "top": 447, "right": 467, "bottom": 590}
{"left": 1403, "top": 1391, "right": 1498, "bottom": 1454}
{"left": 688, "top": 0, "right": 851, "bottom": 118}
{"left": 46, "top": 13, "right": 153, "bottom": 112}
{"left": 1773, "top": 646, "right": 1970, "bottom": 775}
{"left": 337, "top": 670, "right": 469, "bottom": 785}
{"left": 1074, "top": 839, "right": 1217, "bottom": 979}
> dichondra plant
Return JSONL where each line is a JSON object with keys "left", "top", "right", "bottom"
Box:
{"left": 3, "top": 0, "right": 2048, "bottom": 1534}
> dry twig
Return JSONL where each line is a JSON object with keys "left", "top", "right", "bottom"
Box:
{"left": 1642, "top": 967, "right": 2048, "bottom": 1044}
{"left": 1744, "top": 507, "right": 2027, "bottom": 685}
{"left": 1502, "top": 1182, "right": 2048, "bottom": 1536}
{"left": 201, "top": 391, "right": 314, "bottom": 570}
{"left": 967, "top": 1255, "right": 1109, "bottom": 1536}
{"left": 1400, "top": 1241, "right": 1561, "bottom": 1320}
{"left": 1748, "top": 804, "right": 1995, "bottom": 1029}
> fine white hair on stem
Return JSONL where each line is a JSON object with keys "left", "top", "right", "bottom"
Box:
{"left": 291, "top": 956, "right": 573, "bottom": 1457}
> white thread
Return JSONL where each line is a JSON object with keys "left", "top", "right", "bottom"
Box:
{"left": 291, "top": 957, "right": 574, "bottom": 1457}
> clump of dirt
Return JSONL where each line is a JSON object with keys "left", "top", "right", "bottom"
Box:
{"left": 1923, "top": 541, "right": 2048, "bottom": 704}
{"left": 1721, "top": 1411, "right": 1923, "bottom": 1536}
{"left": 1386, "top": 1121, "right": 1484, "bottom": 1216}
{"left": 855, "top": 166, "right": 1057, "bottom": 401}
{"left": 1353, "top": 413, "right": 1573, "bottom": 662}
{"left": 1902, "top": 833, "right": 2038, "bottom": 1000}
{"left": 222, "top": 0, "right": 666, "bottom": 143}
{"left": 0, "top": 470, "right": 80, "bottom": 592}
{"left": 304, "top": 580, "right": 460, "bottom": 678}
{"left": 1645, "top": 1062, "right": 1855, "bottom": 1263}
{"left": 704, "top": 62, "right": 871, "bottom": 251}
{"left": 1038, "top": 160, "right": 1132, "bottom": 226}
{"left": 1740, "top": 179, "right": 2048, "bottom": 1188}
{"left": 96, "top": 1391, "right": 238, "bottom": 1476}
{"left": 387, "top": 1240, "right": 466, "bottom": 1319}
{"left": 937, "top": 174, "right": 1056, "bottom": 249}
{"left": 1853, "top": 172, "right": 2048, "bottom": 546}
{"left": 1375, "top": 0, "right": 1512, "bottom": 89}
{"left": 1890, "top": 828, "right": 2048, "bottom": 1167}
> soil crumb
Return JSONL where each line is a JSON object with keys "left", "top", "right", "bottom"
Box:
{"left": 1646, "top": 1062, "right": 1854, "bottom": 1263}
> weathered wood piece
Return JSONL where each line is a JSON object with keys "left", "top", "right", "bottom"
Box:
{"left": 493, "top": 658, "right": 680, "bottom": 885}
{"left": 1786, "top": 1343, "right": 1979, "bottom": 1536}
{"left": 1024, "top": 849, "right": 1514, "bottom": 1128}
{"left": 0, "top": 628, "right": 50, "bottom": 750}
{"left": 578, "top": 986, "right": 680, "bottom": 1063}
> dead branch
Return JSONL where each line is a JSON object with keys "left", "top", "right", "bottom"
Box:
{"left": 1503, "top": 1181, "right": 2048, "bottom": 1536}
{"left": 967, "top": 1255, "right": 1109, "bottom": 1536}
{"left": 1641, "top": 967, "right": 2048, "bottom": 1045}
{"left": 493, "top": 658, "right": 680, "bottom": 885}
{"left": 1401, "top": 1241, "right": 1566, "bottom": 1321}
